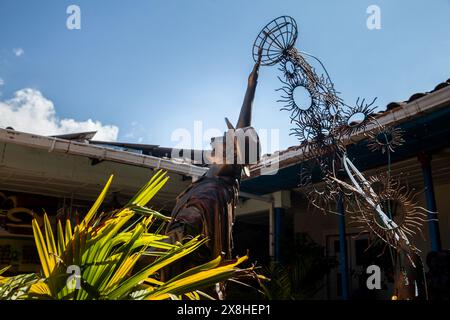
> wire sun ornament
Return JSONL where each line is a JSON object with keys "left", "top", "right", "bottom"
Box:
{"left": 367, "top": 125, "right": 405, "bottom": 154}
{"left": 340, "top": 97, "right": 378, "bottom": 137}
{"left": 273, "top": 44, "right": 348, "bottom": 157}
{"left": 277, "top": 76, "right": 317, "bottom": 121}
{"left": 347, "top": 174, "right": 428, "bottom": 251}
{"left": 299, "top": 159, "right": 326, "bottom": 187}
{"left": 291, "top": 110, "right": 339, "bottom": 160}
{"left": 279, "top": 56, "right": 301, "bottom": 82}
{"left": 252, "top": 16, "right": 298, "bottom": 66}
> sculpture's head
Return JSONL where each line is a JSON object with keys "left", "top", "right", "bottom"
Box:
{"left": 206, "top": 126, "right": 261, "bottom": 178}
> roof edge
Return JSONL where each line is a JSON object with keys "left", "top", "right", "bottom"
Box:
{"left": 0, "top": 129, "right": 207, "bottom": 177}
{"left": 249, "top": 84, "right": 450, "bottom": 176}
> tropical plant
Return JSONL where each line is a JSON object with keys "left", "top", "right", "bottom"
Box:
{"left": 0, "top": 170, "right": 254, "bottom": 300}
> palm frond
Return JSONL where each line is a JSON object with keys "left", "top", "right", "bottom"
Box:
{"left": 0, "top": 170, "right": 252, "bottom": 300}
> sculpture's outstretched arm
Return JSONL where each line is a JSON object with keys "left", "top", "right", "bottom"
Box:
{"left": 236, "top": 48, "right": 262, "bottom": 129}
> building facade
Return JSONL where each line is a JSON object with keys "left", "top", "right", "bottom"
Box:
{"left": 236, "top": 80, "right": 450, "bottom": 299}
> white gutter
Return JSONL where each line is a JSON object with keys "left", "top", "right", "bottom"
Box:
{"left": 0, "top": 129, "right": 208, "bottom": 178}
{"left": 365, "top": 85, "right": 450, "bottom": 130}
{"left": 250, "top": 85, "right": 450, "bottom": 174}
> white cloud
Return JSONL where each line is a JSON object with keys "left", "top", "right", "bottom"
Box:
{"left": 124, "top": 121, "right": 149, "bottom": 144}
{"left": 13, "top": 48, "right": 24, "bottom": 57}
{"left": 0, "top": 88, "right": 119, "bottom": 141}
{"left": 0, "top": 78, "right": 4, "bottom": 86}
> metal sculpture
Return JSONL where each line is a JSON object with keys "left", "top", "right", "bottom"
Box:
{"left": 252, "top": 16, "right": 298, "bottom": 66}
{"left": 161, "top": 15, "right": 429, "bottom": 300}
{"left": 261, "top": 15, "right": 429, "bottom": 299}
{"left": 163, "top": 50, "right": 263, "bottom": 295}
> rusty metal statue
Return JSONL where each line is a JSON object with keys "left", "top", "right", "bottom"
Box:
{"left": 162, "top": 50, "right": 263, "bottom": 285}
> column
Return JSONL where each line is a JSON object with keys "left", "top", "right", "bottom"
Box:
{"left": 418, "top": 153, "right": 442, "bottom": 252}
{"left": 274, "top": 207, "right": 284, "bottom": 263}
{"left": 337, "top": 193, "right": 349, "bottom": 300}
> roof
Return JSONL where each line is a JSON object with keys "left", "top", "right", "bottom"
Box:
{"left": 51, "top": 131, "right": 98, "bottom": 143}
{"left": 89, "top": 141, "right": 208, "bottom": 165}
{"left": 0, "top": 128, "right": 208, "bottom": 178}
{"left": 247, "top": 79, "right": 450, "bottom": 177}
{"left": 0, "top": 129, "right": 209, "bottom": 208}
{"left": 383, "top": 79, "right": 450, "bottom": 113}
{"left": 2, "top": 79, "right": 448, "bottom": 191}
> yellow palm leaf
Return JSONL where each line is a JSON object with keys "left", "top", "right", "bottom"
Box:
{"left": 80, "top": 175, "right": 114, "bottom": 231}
{"left": 56, "top": 220, "right": 66, "bottom": 256}
{"left": 146, "top": 256, "right": 249, "bottom": 299}
{"left": 32, "top": 218, "right": 53, "bottom": 278}
{"left": 29, "top": 281, "right": 51, "bottom": 297}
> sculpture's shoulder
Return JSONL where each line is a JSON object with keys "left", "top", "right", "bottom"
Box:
{"left": 173, "top": 175, "right": 239, "bottom": 214}
{"left": 180, "top": 176, "right": 238, "bottom": 197}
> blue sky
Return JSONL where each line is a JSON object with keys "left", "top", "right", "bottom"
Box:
{"left": 1, "top": 0, "right": 449, "bottom": 151}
